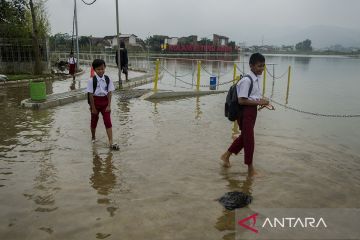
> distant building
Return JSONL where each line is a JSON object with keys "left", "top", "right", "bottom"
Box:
{"left": 213, "top": 34, "right": 229, "bottom": 46}
{"left": 281, "top": 45, "right": 295, "bottom": 52}
{"left": 104, "top": 34, "right": 138, "bottom": 48}
{"left": 166, "top": 37, "right": 178, "bottom": 46}
{"left": 178, "top": 35, "right": 198, "bottom": 45}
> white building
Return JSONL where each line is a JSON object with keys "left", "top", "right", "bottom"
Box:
{"left": 166, "top": 37, "right": 178, "bottom": 46}
{"left": 104, "top": 34, "right": 138, "bottom": 48}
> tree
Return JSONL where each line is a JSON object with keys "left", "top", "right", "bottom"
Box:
{"left": 145, "top": 35, "right": 167, "bottom": 52}
{"left": 29, "top": 0, "right": 42, "bottom": 74}
{"left": 228, "top": 41, "right": 236, "bottom": 49}
{"left": 295, "top": 39, "right": 312, "bottom": 51}
{"left": 0, "top": 0, "right": 28, "bottom": 37}
{"left": 0, "top": 0, "right": 50, "bottom": 38}
{"left": 198, "top": 38, "right": 212, "bottom": 45}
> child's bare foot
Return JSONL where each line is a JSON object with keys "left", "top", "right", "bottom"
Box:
{"left": 220, "top": 151, "right": 231, "bottom": 168}
{"left": 110, "top": 143, "right": 120, "bottom": 151}
{"left": 248, "top": 165, "right": 258, "bottom": 177}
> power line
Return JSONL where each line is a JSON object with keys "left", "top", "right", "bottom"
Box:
{"left": 81, "top": 0, "right": 97, "bottom": 5}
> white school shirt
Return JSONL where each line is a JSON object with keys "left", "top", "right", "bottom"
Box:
{"left": 86, "top": 74, "right": 115, "bottom": 96}
{"left": 68, "top": 57, "right": 77, "bottom": 64}
{"left": 236, "top": 71, "right": 262, "bottom": 101}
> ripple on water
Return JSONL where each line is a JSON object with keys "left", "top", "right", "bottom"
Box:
{"left": 39, "top": 227, "right": 53, "bottom": 234}
{"left": 96, "top": 233, "right": 111, "bottom": 239}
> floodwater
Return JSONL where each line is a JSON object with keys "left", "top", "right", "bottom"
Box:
{"left": 0, "top": 55, "right": 360, "bottom": 240}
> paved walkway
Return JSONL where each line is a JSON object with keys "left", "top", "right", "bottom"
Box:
{"left": 21, "top": 67, "right": 154, "bottom": 109}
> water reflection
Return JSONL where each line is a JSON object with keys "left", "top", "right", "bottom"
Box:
{"left": 23, "top": 150, "right": 59, "bottom": 216}
{"left": 69, "top": 79, "right": 76, "bottom": 91}
{"left": 152, "top": 101, "right": 159, "bottom": 115}
{"left": 45, "top": 81, "right": 54, "bottom": 95}
{"left": 0, "top": 96, "right": 54, "bottom": 191}
{"left": 294, "top": 57, "right": 311, "bottom": 71}
{"left": 116, "top": 99, "right": 133, "bottom": 147}
{"left": 294, "top": 56, "right": 311, "bottom": 65}
{"left": 215, "top": 169, "right": 254, "bottom": 240}
{"left": 195, "top": 96, "right": 202, "bottom": 120}
{"left": 90, "top": 148, "right": 118, "bottom": 217}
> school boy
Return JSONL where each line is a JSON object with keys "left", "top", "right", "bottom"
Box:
{"left": 67, "top": 52, "right": 77, "bottom": 80}
{"left": 87, "top": 59, "right": 119, "bottom": 150}
{"left": 221, "top": 53, "right": 269, "bottom": 176}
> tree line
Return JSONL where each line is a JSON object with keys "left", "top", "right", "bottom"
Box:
{"left": 0, "top": 0, "right": 49, "bottom": 39}
{"left": 0, "top": 0, "right": 50, "bottom": 74}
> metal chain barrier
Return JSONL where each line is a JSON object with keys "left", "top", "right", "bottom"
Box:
{"left": 176, "top": 70, "right": 195, "bottom": 78}
{"left": 200, "top": 64, "right": 214, "bottom": 76}
{"left": 161, "top": 66, "right": 194, "bottom": 87}
{"left": 201, "top": 64, "right": 233, "bottom": 78}
{"left": 218, "top": 68, "right": 235, "bottom": 78}
{"left": 266, "top": 68, "right": 288, "bottom": 80}
{"left": 161, "top": 65, "right": 235, "bottom": 88}
{"left": 159, "top": 79, "right": 193, "bottom": 90}
{"left": 236, "top": 65, "right": 246, "bottom": 75}
{"left": 270, "top": 98, "right": 360, "bottom": 118}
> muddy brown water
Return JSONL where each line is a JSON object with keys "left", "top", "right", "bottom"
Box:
{"left": 0, "top": 57, "right": 360, "bottom": 239}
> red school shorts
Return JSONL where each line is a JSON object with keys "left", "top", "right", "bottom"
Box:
{"left": 91, "top": 96, "right": 112, "bottom": 129}
{"left": 69, "top": 63, "right": 76, "bottom": 75}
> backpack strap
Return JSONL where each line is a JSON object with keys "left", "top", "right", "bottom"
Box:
{"left": 92, "top": 76, "right": 97, "bottom": 94}
{"left": 243, "top": 74, "right": 254, "bottom": 98}
{"left": 104, "top": 75, "right": 110, "bottom": 91}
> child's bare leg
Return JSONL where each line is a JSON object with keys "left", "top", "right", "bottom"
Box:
{"left": 91, "top": 128, "right": 96, "bottom": 141}
{"left": 106, "top": 127, "right": 113, "bottom": 146}
{"left": 220, "top": 151, "right": 232, "bottom": 167}
{"left": 248, "top": 164, "right": 257, "bottom": 176}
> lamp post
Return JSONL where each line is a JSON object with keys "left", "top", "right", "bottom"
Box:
{"left": 147, "top": 32, "right": 151, "bottom": 70}
{"left": 115, "top": 0, "right": 122, "bottom": 87}
{"left": 74, "top": 0, "right": 80, "bottom": 66}
{"left": 89, "top": 35, "right": 92, "bottom": 59}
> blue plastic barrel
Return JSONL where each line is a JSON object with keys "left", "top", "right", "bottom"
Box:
{"left": 210, "top": 76, "right": 217, "bottom": 90}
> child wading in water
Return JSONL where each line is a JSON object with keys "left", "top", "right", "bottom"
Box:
{"left": 87, "top": 59, "right": 119, "bottom": 150}
{"left": 221, "top": 53, "right": 269, "bottom": 176}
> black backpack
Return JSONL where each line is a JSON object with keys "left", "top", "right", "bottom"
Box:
{"left": 87, "top": 75, "right": 110, "bottom": 104}
{"left": 224, "top": 74, "right": 253, "bottom": 121}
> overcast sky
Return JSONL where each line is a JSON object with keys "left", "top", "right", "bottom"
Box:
{"left": 46, "top": 0, "right": 360, "bottom": 46}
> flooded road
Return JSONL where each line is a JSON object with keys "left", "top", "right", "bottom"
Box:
{"left": 0, "top": 56, "right": 360, "bottom": 239}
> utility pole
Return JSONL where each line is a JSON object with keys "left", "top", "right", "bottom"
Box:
{"left": 74, "top": 0, "right": 80, "bottom": 66}
{"left": 89, "top": 35, "right": 92, "bottom": 59}
{"left": 115, "top": 0, "right": 122, "bottom": 87}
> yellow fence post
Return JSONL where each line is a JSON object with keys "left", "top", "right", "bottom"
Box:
{"left": 233, "top": 63, "right": 237, "bottom": 84}
{"left": 153, "top": 59, "right": 160, "bottom": 91}
{"left": 196, "top": 60, "right": 201, "bottom": 91}
{"left": 285, "top": 65, "right": 291, "bottom": 104}
{"left": 262, "top": 64, "right": 267, "bottom": 96}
